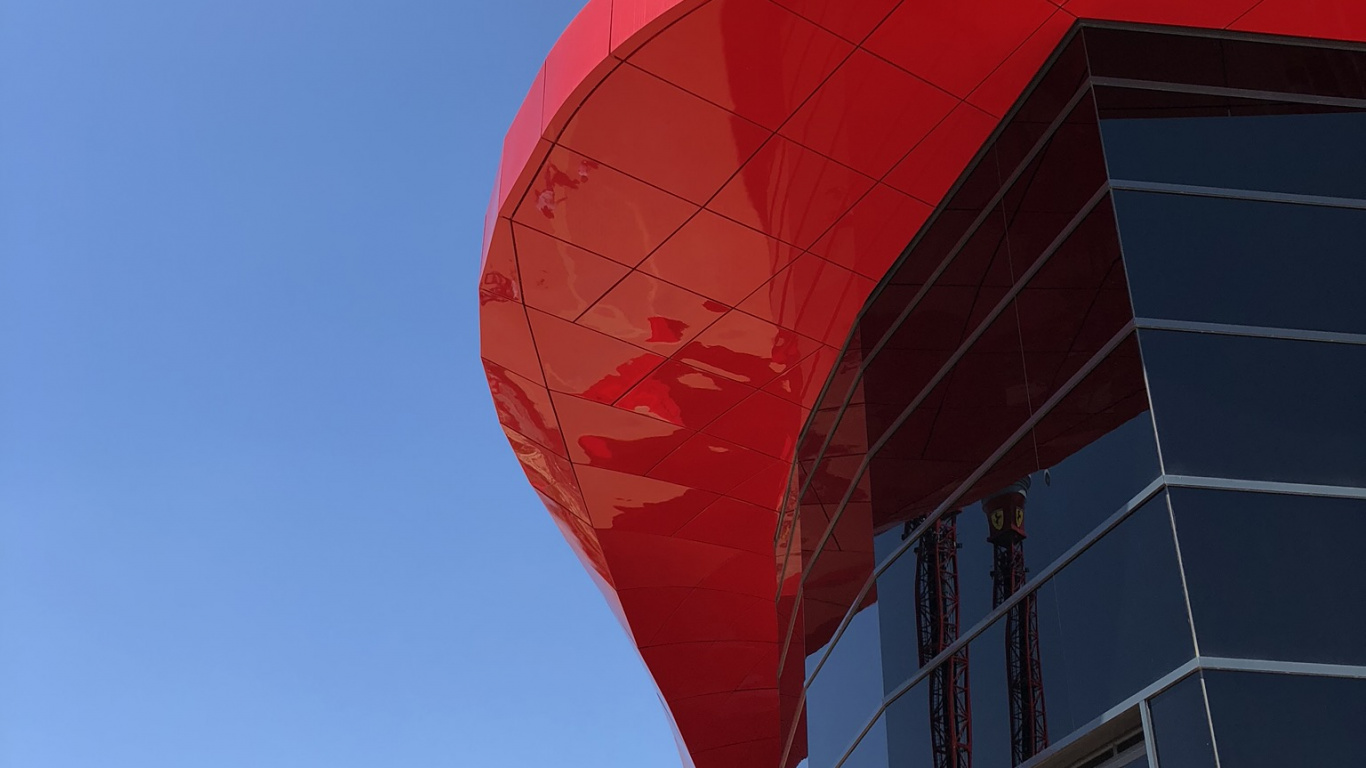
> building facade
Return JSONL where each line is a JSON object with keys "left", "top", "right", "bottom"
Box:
{"left": 479, "top": 4, "right": 1366, "bottom": 768}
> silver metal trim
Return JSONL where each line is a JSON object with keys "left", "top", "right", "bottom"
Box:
{"left": 1109, "top": 179, "right": 1366, "bottom": 211}
{"left": 1164, "top": 475, "right": 1366, "bottom": 501}
{"left": 1197, "top": 672, "right": 1223, "bottom": 768}
{"left": 1134, "top": 318, "right": 1366, "bottom": 346}
{"left": 1091, "top": 75, "right": 1366, "bottom": 111}
{"left": 1198, "top": 657, "right": 1366, "bottom": 680}
{"left": 1139, "top": 699, "right": 1160, "bottom": 768}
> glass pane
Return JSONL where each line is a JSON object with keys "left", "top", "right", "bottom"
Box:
{"left": 1101, "top": 109, "right": 1366, "bottom": 199}
{"left": 1034, "top": 494, "right": 1193, "bottom": 736}
{"left": 1171, "top": 488, "right": 1366, "bottom": 665}
{"left": 1084, "top": 26, "right": 1366, "bottom": 103}
{"left": 1114, "top": 192, "right": 1366, "bottom": 334}
{"left": 1139, "top": 330, "right": 1366, "bottom": 487}
{"left": 884, "top": 679, "right": 932, "bottom": 768}
{"left": 803, "top": 597, "right": 884, "bottom": 768}
{"left": 1203, "top": 672, "right": 1366, "bottom": 768}
{"left": 1148, "top": 673, "right": 1217, "bottom": 768}
{"left": 841, "top": 715, "right": 888, "bottom": 768}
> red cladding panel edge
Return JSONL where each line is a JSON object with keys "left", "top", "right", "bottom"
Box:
{"left": 477, "top": 2, "right": 1366, "bottom": 767}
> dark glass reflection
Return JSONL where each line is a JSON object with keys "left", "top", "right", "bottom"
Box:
{"left": 871, "top": 336, "right": 1158, "bottom": 696}
{"left": 1204, "top": 672, "right": 1366, "bottom": 767}
{"left": 1033, "top": 495, "right": 1192, "bottom": 736}
{"left": 1148, "top": 673, "right": 1217, "bottom": 768}
{"left": 1172, "top": 489, "right": 1366, "bottom": 665}
{"left": 1101, "top": 109, "right": 1366, "bottom": 199}
{"left": 1114, "top": 192, "right": 1366, "bottom": 333}
{"left": 884, "top": 679, "right": 932, "bottom": 768}
{"left": 803, "top": 598, "right": 884, "bottom": 768}
{"left": 1084, "top": 25, "right": 1366, "bottom": 102}
{"left": 841, "top": 715, "right": 888, "bottom": 768}
{"left": 1140, "top": 331, "right": 1366, "bottom": 487}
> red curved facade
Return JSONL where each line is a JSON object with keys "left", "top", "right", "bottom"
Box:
{"left": 477, "top": 2, "right": 1366, "bottom": 766}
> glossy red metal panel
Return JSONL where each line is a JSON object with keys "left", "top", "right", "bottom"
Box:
{"left": 1232, "top": 0, "right": 1366, "bottom": 40}
{"left": 768, "top": 0, "right": 901, "bottom": 43}
{"left": 884, "top": 101, "right": 999, "bottom": 204}
{"left": 639, "top": 210, "right": 803, "bottom": 307}
{"left": 578, "top": 270, "right": 729, "bottom": 354}
{"left": 710, "top": 136, "right": 875, "bottom": 250}
{"left": 643, "top": 641, "right": 775, "bottom": 700}
{"left": 478, "top": 3, "right": 1366, "bottom": 767}
{"left": 552, "top": 391, "right": 693, "bottom": 475}
{"left": 513, "top": 144, "right": 697, "bottom": 266}
{"left": 764, "top": 344, "right": 840, "bottom": 410}
{"left": 616, "top": 358, "right": 756, "bottom": 429}
{"left": 707, "top": 389, "right": 805, "bottom": 460}
{"left": 480, "top": 217, "right": 519, "bottom": 301}
{"left": 675, "top": 496, "right": 781, "bottom": 552}
{"left": 478, "top": 291, "right": 544, "bottom": 385}
{"left": 810, "top": 183, "right": 931, "bottom": 280}
{"left": 628, "top": 0, "right": 852, "bottom": 130}
{"left": 542, "top": 0, "right": 614, "bottom": 137}
{"left": 513, "top": 223, "right": 628, "bottom": 320}
{"left": 864, "top": 0, "right": 1058, "bottom": 99}
{"left": 484, "top": 361, "right": 566, "bottom": 457}
{"left": 649, "top": 431, "right": 779, "bottom": 495}
{"left": 576, "top": 464, "right": 719, "bottom": 535}
{"left": 1064, "top": 0, "right": 1259, "bottom": 28}
{"left": 525, "top": 308, "right": 664, "bottom": 402}
{"left": 677, "top": 309, "right": 819, "bottom": 387}
{"left": 738, "top": 253, "right": 875, "bottom": 347}
{"left": 559, "top": 63, "right": 771, "bottom": 204}
{"left": 968, "top": 9, "right": 1078, "bottom": 116}
{"left": 781, "top": 49, "right": 959, "bottom": 179}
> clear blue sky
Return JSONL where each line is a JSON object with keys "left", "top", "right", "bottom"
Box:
{"left": 0, "top": 1, "right": 680, "bottom": 766}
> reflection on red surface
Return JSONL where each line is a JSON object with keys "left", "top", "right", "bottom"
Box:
{"left": 477, "top": 1, "right": 1366, "bottom": 766}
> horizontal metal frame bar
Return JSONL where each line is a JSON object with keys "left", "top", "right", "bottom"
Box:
{"left": 1199, "top": 657, "right": 1366, "bottom": 680}
{"left": 1091, "top": 75, "right": 1366, "bottom": 111}
{"left": 1165, "top": 475, "right": 1366, "bottom": 501}
{"left": 1110, "top": 179, "right": 1366, "bottom": 210}
{"left": 1135, "top": 319, "right": 1366, "bottom": 346}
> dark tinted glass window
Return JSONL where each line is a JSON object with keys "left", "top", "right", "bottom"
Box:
{"left": 1101, "top": 110, "right": 1366, "bottom": 199}
{"left": 803, "top": 601, "right": 884, "bottom": 768}
{"left": 1204, "top": 672, "right": 1366, "bottom": 768}
{"left": 1084, "top": 26, "right": 1366, "bottom": 102}
{"left": 1171, "top": 489, "right": 1366, "bottom": 665}
{"left": 884, "top": 679, "right": 932, "bottom": 768}
{"left": 1114, "top": 192, "right": 1366, "bottom": 334}
{"left": 841, "top": 715, "right": 888, "bottom": 768}
{"left": 1034, "top": 495, "right": 1192, "bottom": 735}
{"left": 1148, "top": 673, "right": 1217, "bottom": 768}
{"left": 1140, "top": 331, "right": 1366, "bottom": 487}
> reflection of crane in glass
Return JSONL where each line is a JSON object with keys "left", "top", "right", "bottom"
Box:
{"left": 985, "top": 479, "right": 1050, "bottom": 766}
{"left": 905, "top": 479, "right": 1049, "bottom": 768}
{"left": 909, "top": 512, "right": 972, "bottom": 768}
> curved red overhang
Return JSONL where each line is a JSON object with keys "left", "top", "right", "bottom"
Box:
{"left": 478, "top": 2, "right": 1366, "bottom": 766}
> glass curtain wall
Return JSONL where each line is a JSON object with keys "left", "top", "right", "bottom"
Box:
{"left": 778, "top": 22, "right": 1366, "bottom": 768}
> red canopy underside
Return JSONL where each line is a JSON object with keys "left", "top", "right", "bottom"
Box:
{"left": 477, "top": 1, "right": 1366, "bottom": 765}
